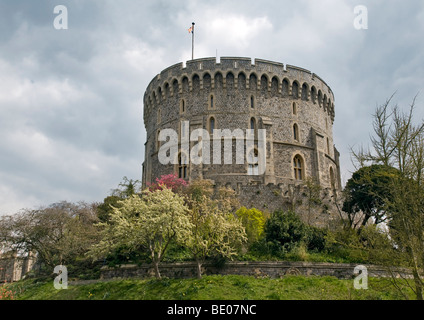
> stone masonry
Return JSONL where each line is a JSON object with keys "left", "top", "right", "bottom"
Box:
{"left": 142, "top": 57, "right": 342, "bottom": 227}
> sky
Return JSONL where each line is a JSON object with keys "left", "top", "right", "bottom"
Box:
{"left": 1, "top": 0, "right": 423, "bottom": 215}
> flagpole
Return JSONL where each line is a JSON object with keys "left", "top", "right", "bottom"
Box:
{"left": 191, "top": 22, "right": 195, "bottom": 60}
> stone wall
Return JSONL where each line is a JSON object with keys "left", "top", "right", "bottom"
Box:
{"left": 100, "top": 261, "right": 412, "bottom": 280}
{"left": 141, "top": 57, "right": 342, "bottom": 227}
{"left": 0, "top": 252, "right": 36, "bottom": 283}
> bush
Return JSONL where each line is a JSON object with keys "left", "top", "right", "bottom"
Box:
{"left": 264, "top": 210, "right": 307, "bottom": 254}
{"left": 235, "top": 207, "right": 267, "bottom": 246}
{"left": 324, "top": 228, "right": 370, "bottom": 263}
{"left": 306, "top": 226, "right": 328, "bottom": 252}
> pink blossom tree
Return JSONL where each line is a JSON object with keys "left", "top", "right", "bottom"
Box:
{"left": 147, "top": 173, "right": 188, "bottom": 193}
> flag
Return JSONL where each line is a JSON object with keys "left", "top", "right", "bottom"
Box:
{"left": 188, "top": 26, "right": 193, "bottom": 33}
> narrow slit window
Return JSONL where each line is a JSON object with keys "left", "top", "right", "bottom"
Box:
{"left": 209, "top": 117, "right": 215, "bottom": 134}
{"left": 293, "top": 124, "right": 299, "bottom": 141}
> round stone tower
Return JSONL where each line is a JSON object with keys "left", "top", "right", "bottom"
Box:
{"left": 142, "top": 57, "right": 341, "bottom": 226}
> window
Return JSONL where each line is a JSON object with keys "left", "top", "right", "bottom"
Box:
{"left": 209, "top": 117, "right": 215, "bottom": 134}
{"left": 250, "top": 117, "right": 256, "bottom": 131}
{"left": 311, "top": 87, "right": 317, "bottom": 104}
{"left": 156, "top": 130, "right": 161, "bottom": 151}
{"left": 293, "top": 123, "right": 299, "bottom": 142}
{"left": 292, "top": 102, "right": 297, "bottom": 115}
{"left": 180, "top": 99, "right": 186, "bottom": 114}
{"left": 301, "top": 83, "right": 308, "bottom": 101}
{"left": 247, "top": 149, "right": 259, "bottom": 175}
{"left": 157, "top": 108, "right": 161, "bottom": 124}
{"left": 292, "top": 82, "right": 299, "bottom": 99}
{"left": 178, "top": 153, "right": 188, "bottom": 179}
{"left": 250, "top": 96, "right": 255, "bottom": 109}
{"left": 293, "top": 155, "right": 303, "bottom": 180}
{"left": 210, "top": 95, "right": 214, "bottom": 109}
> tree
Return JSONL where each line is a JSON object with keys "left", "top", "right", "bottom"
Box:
{"left": 97, "top": 177, "right": 142, "bottom": 223}
{"left": 111, "top": 176, "right": 141, "bottom": 198}
{"left": 88, "top": 188, "right": 192, "bottom": 279}
{"left": 0, "top": 201, "right": 100, "bottom": 271}
{"left": 183, "top": 179, "right": 247, "bottom": 279}
{"left": 96, "top": 195, "right": 123, "bottom": 223}
{"left": 342, "top": 164, "right": 399, "bottom": 229}
{"left": 351, "top": 94, "right": 424, "bottom": 300}
{"left": 147, "top": 173, "right": 188, "bottom": 193}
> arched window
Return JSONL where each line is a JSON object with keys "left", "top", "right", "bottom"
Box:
{"left": 209, "top": 116, "right": 215, "bottom": 134}
{"left": 293, "top": 123, "right": 299, "bottom": 141}
{"left": 301, "top": 83, "right": 308, "bottom": 101}
{"left": 292, "top": 81, "right": 299, "bottom": 99}
{"left": 250, "top": 117, "right": 256, "bottom": 131}
{"left": 293, "top": 155, "right": 304, "bottom": 180}
{"left": 247, "top": 149, "right": 259, "bottom": 175}
{"left": 178, "top": 153, "right": 188, "bottom": 179}
{"left": 250, "top": 95, "right": 255, "bottom": 109}
{"left": 210, "top": 95, "right": 214, "bottom": 109}
{"left": 282, "top": 79, "right": 289, "bottom": 96}
{"left": 311, "top": 86, "right": 317, "bottom": 104}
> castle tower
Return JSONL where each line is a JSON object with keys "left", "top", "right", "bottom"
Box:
{"left": 142, "top": 57, "right": 341, "bottom": 226}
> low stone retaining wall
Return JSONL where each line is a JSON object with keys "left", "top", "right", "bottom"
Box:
{"left": 100, "top": 261, "right": 412, "bottom": 280}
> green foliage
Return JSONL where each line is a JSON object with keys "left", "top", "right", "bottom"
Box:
{"left": 264, "top": 210, "right": 307, "bottom": 254}
{"left": 88, "top": 188, "right": 192, "bottom": 278}
{"left": 0, "top": 201, "right": 100, "bottom": 270}
{"left": 111, "top": 176, "right": 141, "bottom": 198}
{"left": 235, "top": 207, "right": 267, "bottom": 246}
{"left": 343, "top": 164, "right": 399, "bottom": 228}
{"left": 305, "top": 226, "right": 328, "bottom": 252}
{"left": 96, "top": 195, "right": 123, "bottom": 223}
{"left": 323, "top": 225, "right": 395, "bottom": 264}
{"left": 183, "top": 179, "right": 247, "bottom": 278}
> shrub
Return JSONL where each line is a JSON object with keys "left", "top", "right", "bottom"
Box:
{"left": 264, "top": 210, "right": 307, "bottom": 254}
{"left": 235, "top": 207, "right": 267, "bottom": 246}
{"left": 306, "top": 226, "right": 328, "bottom": 252}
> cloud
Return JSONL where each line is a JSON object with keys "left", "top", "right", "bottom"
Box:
{"left": 207, "top": 15, "right": 273, "bottom": 50}
{"left": 1, "top": 0, "right": 424, "bottom": 215}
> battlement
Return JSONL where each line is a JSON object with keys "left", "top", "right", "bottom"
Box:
{"left": 143, "top": 57, "right": 335, "bottom": 125}
{"left": 145, "top": 57, "right": 333, "bottom": 96}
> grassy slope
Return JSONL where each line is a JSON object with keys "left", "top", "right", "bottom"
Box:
{"left": 6, "top": 275, "right": 412, "bottom": 300}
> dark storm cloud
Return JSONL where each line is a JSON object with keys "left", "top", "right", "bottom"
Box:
{"left": 1, "top": 0, "right": 423, "bottom": 214}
